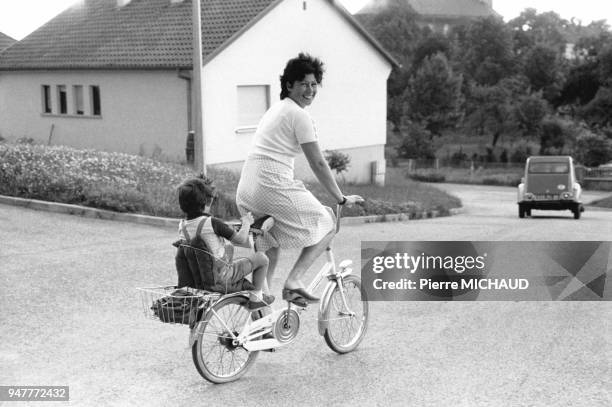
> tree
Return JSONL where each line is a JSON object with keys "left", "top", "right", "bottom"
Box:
{"left": 580, "top": 86, "right": 612, "bottom": 127}
{"left": 356, "top": 0, "right": 422, "bottom": 130}
{"left": 395, "top": 122, "right": 435, "bottom": 159}
{"left": 405, "top": 53, "right": 463, "bottom": 136}
{"left": 574, "top": 29, "right": 612, "bottom": 58}
{"left": 355, "top": 0, "right": 421, "bottom": 64}
{"left": 522, "top": 44, "right": 564, "bottom": 102}
{"left": 458, "top": 17, "right": 516, "bottom": 85}
{"left": 463, "top": 75, "right": 529, "bottom": 146}
{"left": 539, "top": 118, "right": 571, "bottom": 154}
{"left": 598, "top": 46, "right": 612, "bottom": 85}
{"left": 558, "top": 60, "right": 600, "bottom": 107}
{"left": 514, "top": 92, "right": 548, "bottom": 138}
{"left": 412, "top": 33, "right": 452, "bottom": 71}
{"left": 508, "top": 9, "right": 568, "bottom": 54}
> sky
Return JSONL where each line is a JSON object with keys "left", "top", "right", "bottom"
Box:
{"left": 0, "top": 0, "right": 610, "bottom": 41}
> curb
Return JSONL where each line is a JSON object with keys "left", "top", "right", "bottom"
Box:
{"left": 0, "top": 195, "right": 178, "bottom": 228}
{"left": 0, "top": 195, "right": 461, "bottom": 228}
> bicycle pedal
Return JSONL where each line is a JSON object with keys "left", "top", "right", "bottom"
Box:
{"left": 285, "top": 298, "right": 308, "bottom": 308}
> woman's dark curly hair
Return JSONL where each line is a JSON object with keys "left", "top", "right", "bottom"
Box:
{"left": 279, "top": 52, "right": 325, "bottom": 99}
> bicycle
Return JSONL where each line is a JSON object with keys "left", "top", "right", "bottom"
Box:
{"left": 138, "top": 204, "right": 368, "bottom": 384}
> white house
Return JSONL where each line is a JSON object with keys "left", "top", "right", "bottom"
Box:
{"left": 0, "top": 0, "right": 397, "bottom": 183}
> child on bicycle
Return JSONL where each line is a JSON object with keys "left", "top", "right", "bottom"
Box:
{"left": 175, "top": 176, "right": 274, "bottom": 311}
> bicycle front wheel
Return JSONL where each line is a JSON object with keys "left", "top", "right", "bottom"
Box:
{"left": 191, "top": 295, "right": 258, "bottom": 383}
{"left": 322, "top": 274, "right": 368, "bottom": 354}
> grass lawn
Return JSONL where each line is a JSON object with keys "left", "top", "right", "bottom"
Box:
{"left": 0, "top": 142, "right": 461, "bottom": 219}
{"left": 405, "top": 165, "right": 523, "bottom": 187}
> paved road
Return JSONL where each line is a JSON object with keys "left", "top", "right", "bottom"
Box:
{"left": 1, "top": 185, "right": 611, "bottom": 407}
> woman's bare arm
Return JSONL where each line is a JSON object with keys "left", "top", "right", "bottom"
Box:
{"left": 301, "top": 141, "right": 344, "bottom": 203}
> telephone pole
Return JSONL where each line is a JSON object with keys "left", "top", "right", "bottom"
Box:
{"left": 192, "top": 0, "right": 206, "bottom": 174}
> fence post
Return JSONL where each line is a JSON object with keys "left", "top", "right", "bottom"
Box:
{"left": 469, "top": 160, "right": 474, "bottom": 182}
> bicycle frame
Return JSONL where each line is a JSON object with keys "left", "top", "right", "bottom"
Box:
{"left": 190, "top": 205, "right": 356, "bottom": 351}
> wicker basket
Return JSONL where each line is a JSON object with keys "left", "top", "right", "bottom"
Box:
{"left": 137, "top": 286, "right": 221, "bottom": 326}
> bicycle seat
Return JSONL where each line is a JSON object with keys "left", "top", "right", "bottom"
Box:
{"left": 250, "top": 215, "right": 274, "bottom": 235}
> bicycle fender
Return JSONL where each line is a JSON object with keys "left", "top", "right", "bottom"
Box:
{"left": 317, "top": 280, "right": 337, "bottom": 336}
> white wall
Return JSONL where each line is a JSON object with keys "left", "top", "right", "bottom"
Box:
{"left": 0, "top": 70, "right": 188, "bottom": 160}
{"left": 202, "top": 0, "right": 392, "bottom": 182}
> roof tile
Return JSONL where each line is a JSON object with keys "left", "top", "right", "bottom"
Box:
{"left": 0, "top": 0, "right": 276, "bottom": 69}
{"left": 0, "top": 32, "right": 17, "bottom": 52}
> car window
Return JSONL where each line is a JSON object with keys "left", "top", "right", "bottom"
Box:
{"left": 528, "top": 162, "right": 569, "bottom": 173}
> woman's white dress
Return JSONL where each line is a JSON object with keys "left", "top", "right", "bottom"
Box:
{"left": 236, "top": 98, "right": 334, "bottom": 251}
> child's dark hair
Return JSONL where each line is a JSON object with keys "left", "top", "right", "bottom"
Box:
{"left": 178, "top": 176, "right": 216, "bottom": 217}
{"left": 279, "top": 52, "right": 325, "bottom": 99}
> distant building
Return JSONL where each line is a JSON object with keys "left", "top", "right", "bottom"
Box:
{"left": 358, "top": 0, "right": 500, "bottom": 34}
{"left": 0, "top": 32, "right": 16, "bottom": 52}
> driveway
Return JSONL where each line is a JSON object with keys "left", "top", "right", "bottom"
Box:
{"left": 1, "top": 185, "right": 611, "bottom": 407}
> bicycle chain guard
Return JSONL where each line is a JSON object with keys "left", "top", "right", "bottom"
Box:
{"left": 273, "top": 309, "right": 300, "bottom": 343}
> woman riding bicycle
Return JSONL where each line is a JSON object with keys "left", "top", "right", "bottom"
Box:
{"left": 236, "top": 52, "right": 362, "bottom": 305}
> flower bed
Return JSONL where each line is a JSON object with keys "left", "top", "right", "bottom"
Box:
{"left": 0, "top": 142, "right": 461, "bottom": 219}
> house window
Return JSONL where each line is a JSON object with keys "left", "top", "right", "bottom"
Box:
{"left": 57, "top": 85, "right": 67, "bottom": 114}
{"left": 236, "top": 85, "right": 269, "bottom": 129}
{"left": 90, "top": 85, "right": 101, "bottom": 116}
{"left": 73, "top": 85, "right": 84, "bottom": 115}
{"left": 42, "top": 85, "right": 52, "bottom": 113}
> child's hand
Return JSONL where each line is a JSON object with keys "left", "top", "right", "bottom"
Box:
{"left": 241, "top": 212, "right": 254, "bottom": 226}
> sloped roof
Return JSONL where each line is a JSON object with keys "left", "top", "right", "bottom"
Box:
{"left": 358, "top": 0, "right": 496, "bottom": 19}
{"left": 0, "top": 0, "right": 397, "bottom": 70}
{"left": 0, "top": 0, "right": 278, "bottom": 70}
{"left": 0, "top": 32, "right": 17, "bottom": 52}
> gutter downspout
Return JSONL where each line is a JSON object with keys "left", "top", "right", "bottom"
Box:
{"left": 177, "top": 69, "right": 193, "bottom": 163}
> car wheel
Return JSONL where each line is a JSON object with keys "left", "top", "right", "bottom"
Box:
{"left": 526, "top": 208, "right": 531, "bottom": 217}
{"left": 573, "top": 206, "right": 581, "bottom": 219}
{"left": 519, "top": 204, "right": 526, "bottom": 218}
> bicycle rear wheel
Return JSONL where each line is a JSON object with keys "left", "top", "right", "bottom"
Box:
{"left": 322, "top": 274, "right": 368, "bottom": 354}
{"left": 191, "top": 295, "right": 258, "bottom": 383}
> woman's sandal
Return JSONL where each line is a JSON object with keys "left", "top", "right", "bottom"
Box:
{"left": 282, "top": 287, "right": 320, "bottom": 306}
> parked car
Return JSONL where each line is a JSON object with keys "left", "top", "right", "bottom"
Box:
{"left": 517, "top": 156, "right": 584, "bottom": 219}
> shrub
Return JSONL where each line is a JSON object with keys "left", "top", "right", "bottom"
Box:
{"left": 500, "top": 149, "right": 509, "bottom": 163}
{"left": 406, "top": 170, "right": 446, "bottom": 183}
{"left": 0, "top": 143, "right": 463, "bottom": 219}
{"left": 510, "top": 143, "right": 532, "bottom": 163}
{"left": 482, "top": 174, "right": 523, "bottom": 186}
{"left": 324, "top": 150, "right": 351, "bottom": 175}
{"left": 539, "top": 118, "right": 571, "bottom": 155}
{"left": 450, "top": 148, "right": 468, "bottom": 165}
{"left": 572, "top": 129, "right": 612, "bottom": 167}
{"left": 0, "top": 143, "right": 240, "bottom": 218}
{"left": 396, "top": 122, "right": 436, "bottom": 159}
